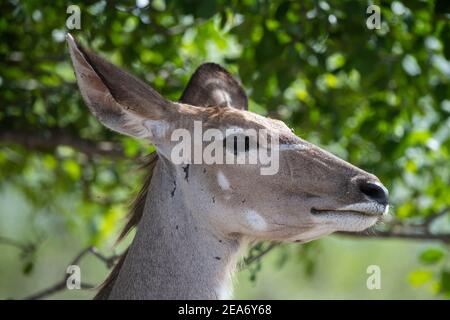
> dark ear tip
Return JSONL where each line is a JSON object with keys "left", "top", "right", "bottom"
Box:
{"left": 197, "top": 62, "right": 226, "bottom": 71}
{"left": 196, "top": 63, "right": 234, "bottom": 77}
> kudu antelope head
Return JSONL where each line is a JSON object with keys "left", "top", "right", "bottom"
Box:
{"left": 67, "top": 34, "right": 389, "bottom": 299}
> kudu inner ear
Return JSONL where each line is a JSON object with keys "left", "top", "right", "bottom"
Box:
{"left": 67, "top": 34, "right": 174, "bottom": 139}
{"left": 180, "top": 63, "right": 248, "bottom": 110}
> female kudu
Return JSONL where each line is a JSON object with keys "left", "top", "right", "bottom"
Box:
{"left": 67, "top": 34, "right": 389, "bottom": 300}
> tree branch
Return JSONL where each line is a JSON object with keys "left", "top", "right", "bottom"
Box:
{"left": 0, "top": 130, "right": 125, "bottom": 158}
{"left": 423, "top": 208, "right": 450, "bottom": 228}
{"left": 242, "top": 242, "right": 279, "bottom": 269}
{"left": 20, "top": 247, "right": 121, "bottom": 300}
{"left": 89, "top": 247, "right": 120, "bottom": 268}
{"left": 0, "top": 236, "right": 29, "bottom": 250}
{"left": 0, "top": 238, "right": 120, "bottom": 300}
{"left": 21, "top": 247, "right": 95, "bottom": 300}
{"left": 243, "top": 229, "right": 450, "bottom": 269}
{"left": 2, "top": 209, "right": 449, "bottom": 298}
{"left": 23, "top": 281, "right": 95, "bottom": 300}
{"left": 244, "top": 208, "right": 450, "bottom": 267}
{"left": 337, "top": 230, "right": 450, "bottom": 243}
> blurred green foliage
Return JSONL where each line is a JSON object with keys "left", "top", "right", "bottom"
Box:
{"left": 0, "top": 0, "right": 449, "bottom": 298}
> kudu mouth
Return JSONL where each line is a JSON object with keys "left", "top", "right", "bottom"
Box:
{"left": 310, "top": 178, "right": 389, "bottom": 220}
{"left": 310, "top": 205, "right": 388, "bottom": 218}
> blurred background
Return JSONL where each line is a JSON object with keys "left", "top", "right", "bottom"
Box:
{"left": 0, "top": 0, "right": 449, "bottom": 299}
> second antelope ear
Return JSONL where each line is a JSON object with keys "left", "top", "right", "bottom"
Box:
{"left": 180, "top": 63, "right": 248, "bottom": 110}
{"left": 67, "top": 34, "right": 176, "bottom": 140}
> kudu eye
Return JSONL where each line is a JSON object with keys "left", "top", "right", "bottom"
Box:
{"left": 223, "top": 135, "right": 257, "bottom": 155}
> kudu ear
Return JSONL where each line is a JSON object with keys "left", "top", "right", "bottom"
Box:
{"left": 67, "top": 33, "right": 176, "bottom": 139}
{"left": 180, "top": 63, "right": 248, "bottom": 110}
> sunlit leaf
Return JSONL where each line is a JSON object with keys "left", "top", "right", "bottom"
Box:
{"left": 408, "top": 270, "right": 433, "bottom": 287}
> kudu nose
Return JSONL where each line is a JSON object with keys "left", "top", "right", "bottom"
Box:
{"left": 358, "top": 180, "right": 389, "bottom": 205}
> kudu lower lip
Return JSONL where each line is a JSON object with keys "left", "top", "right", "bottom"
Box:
{"left": 311, "top": 202, "right": 389, "bottom": 217}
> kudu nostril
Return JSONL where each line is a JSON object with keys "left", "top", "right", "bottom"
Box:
{"left": 359, "top": 181, "right": 389, "bottom": 205}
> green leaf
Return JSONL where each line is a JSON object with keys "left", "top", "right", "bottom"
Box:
{"left": 419, "top": 248, "right": 445, "bottom": 265}
{"left": 439, "top": 270, "right": 450, "bottom": 296}
{"left": 22, "top": 261, "right": 34, "bottom": 275}
{"left": 63, "top": 159, "right": 81, "bottom": 180}
{"left": 326, "top": 53, "right": 346, "bottom": 71}
{"left": 408, "top": 269, "right": 433, "bottom": 287}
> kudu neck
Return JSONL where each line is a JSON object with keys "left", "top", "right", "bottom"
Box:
{"left": 109, "top": 157, "right": 242, "bottom": 299}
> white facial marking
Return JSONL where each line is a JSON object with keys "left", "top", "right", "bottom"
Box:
{"left": 143, "top": 119, "right": 170, "bottom": 139}
{"left": 116, "top": 113, "right": 148, "bottom": 138}
{"left": 338, "top": 202, "right": 386, "bottom": 215}
{"left": 217, "top": 170, "right": 230, "bottom": 190}
{"left": 215, "top": 282, "right": 232, "bottom": 300}
{"left": 312, "top": 211, "right": 379, "bottom": 232}
{"left": 245, "top": 210, "right": 267, "bottom": 231}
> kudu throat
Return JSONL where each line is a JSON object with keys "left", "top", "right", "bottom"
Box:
{"left": 108, "top": 158, "right": 243, "bottom": 299}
